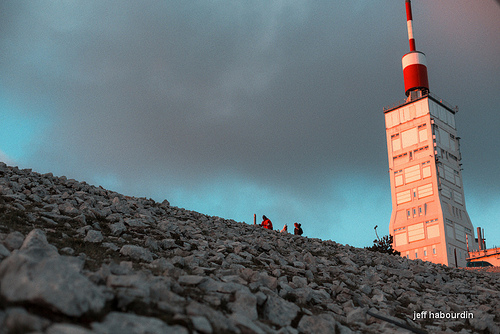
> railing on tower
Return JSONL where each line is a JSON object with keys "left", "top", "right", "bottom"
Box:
{"left": 383, "top": 92, "right": 459, "bottom": 113}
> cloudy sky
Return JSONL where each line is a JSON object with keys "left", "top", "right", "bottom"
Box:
{"left": 1, "top": 1, "right": 499, "bottom": 248}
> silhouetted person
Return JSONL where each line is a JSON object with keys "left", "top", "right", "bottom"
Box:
{"left": 261, "top": 215, "right": 273, "bottom": 230}
{"left": 294, "top": 222, "right": 303, "bottom": 236}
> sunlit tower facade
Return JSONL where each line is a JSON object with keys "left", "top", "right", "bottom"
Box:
{"left": 383, "top": 0, "right": 475, "bottom": 267}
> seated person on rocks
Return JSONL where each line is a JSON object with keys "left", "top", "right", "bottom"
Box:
{"left": 261, "top": 215, "right": 273, "bottom": 230}
{"left": 280, "top": 224, "right": 288, "bottom": 233}
{"left": 294, "top": 222, "right": 303, "bottom": 236}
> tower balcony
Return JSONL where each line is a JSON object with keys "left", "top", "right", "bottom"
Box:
{"left": 383, "top": 92, "right": 459, "bottom": 114}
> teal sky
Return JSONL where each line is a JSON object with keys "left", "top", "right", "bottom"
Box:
{"left": 1, "top": 1, "right": 499, "bottom": 248}
{"left": 0, "top": 95, "right": 49, "bottom": 162}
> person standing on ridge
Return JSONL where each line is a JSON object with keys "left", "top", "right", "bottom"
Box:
{"left": 261, "top": 215, "right": 273, "bottom": 230}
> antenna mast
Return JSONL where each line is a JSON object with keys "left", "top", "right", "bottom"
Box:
{"left": 402, "top": 0, "right": 429, "bottom": 100}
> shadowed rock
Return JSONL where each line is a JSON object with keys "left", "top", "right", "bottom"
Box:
{"left": 91, "top": 312, "right": 188, "bottom": 334}
{"left": 0, "top": 229, "right": 110, "bottom": 317}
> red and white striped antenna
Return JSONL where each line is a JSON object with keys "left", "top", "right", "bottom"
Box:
{"left": 402, "top": 0, "right": 429, "bottom": 98}
{"left": 406, "top": 0, "right": 416, "bottom": 51}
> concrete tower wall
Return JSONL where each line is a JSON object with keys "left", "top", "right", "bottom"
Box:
{"left": 384, "top": 95, "right": 475, "bottom": 267}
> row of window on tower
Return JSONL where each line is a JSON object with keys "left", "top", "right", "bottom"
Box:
{"left": 385, "top": 98, "right": 457, "bottom": 131}
{"left": 405, "top": 246, "right": 437, "bottom": 260}
{"left": 393, "top": 160, "right": 462, "bottom": 190}
{"left": 394, "top": 160, "right": 432, "bottom": 187}
{"left": 406, "top": 204, "right": 427, "bottom": 219}
{"left": 444, "top": 202, "right": 466, "bottom": 220}
{"left": 394, "top": 219, "right": 440, "bottom": 246}
{"left": 396, "top": 183, "right": 434, "bottom": 205}
{"left": 391, "top": 124, "right": 459, "bottom": 163}
{"left": 437, "top": 163, "right": 462, "bottom": 189}
{"left": 403, "top": 245, "right": 467, "bottom": 265}
{"left": 390, "top": 123, "right": 428, "bottom": 153}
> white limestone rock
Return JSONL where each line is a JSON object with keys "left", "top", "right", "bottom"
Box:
{"left": 345, "top": 307, "right": 367, "bottom": 325}
{"left": 106, "top": 273, "right": 151, "bottom": 295}
{"left": 102, "top": 242, "right": 119, "bottom": 251}
{"left": 41, "top": 216, "right": 59, "bottom": 226}
{"left": 19, "top": 228, "right": 58, "bottom": 257}
{"left": 178, "top": 275, "right": 207, "bottom": 286}
{"left": 1, "top": 307, "right": 51, "bottom": 333}
{"left": 297, "top": 314, "right": 338, "bottom": 334}
{"left": 92, "top": 312, "right": 188, "bottom": 334}
{"left": 0, "top": 229, "right": 109, "bottom": 317}
{"left": 228, "top": 289, "right": 258, "bottom": 320}
{"left": 469, "top": 311, "right": 499, "bottom": 333}
{"left": 3, "top": 231, "right": 24, "bottom": 251}
{"left": 120, "top": 245, "right": 153, "bottom": 262}
{"left": 263, "top": 295, "right": 300, "bottom": 327}
{"left": 190, "top": 315, "right": 213, "bottom": 334}
{"left": 59, "top": 202, "right": 79, "bottom": 216}
{"left": 0, "top": 243, "right": 11, "bottom": 259}
{"left": 84, "top": 230, "right": 103, "bottom": 243}
{"left": 124, "top": 218, "right": 147, "bottom": 227}
{"left": 230, "top": 313, "right": 266, "bottom": 334}
{"left": 186, "top": 301, "right": 240, "bottom": 333}
{"left": 46, "top": 323, "right": 95, "bottom": 334}
{"left": 145, "top": 237, "right": 159, "bottom": 251}
{"left": 109, "top": 222, "right": 127, "bottom": 236}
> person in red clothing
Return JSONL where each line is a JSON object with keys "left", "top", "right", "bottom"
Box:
{"left": 261, "top": 215, "right": 273, "bottom": 230}
{"left": 294, "top": 222, "right": 303, "bottom": 236}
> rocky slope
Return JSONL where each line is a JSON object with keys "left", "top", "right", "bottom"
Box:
{"left": 0, "top": 162, "right": 498, "bottom": 334}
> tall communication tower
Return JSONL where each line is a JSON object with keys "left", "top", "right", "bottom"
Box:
{"left": 383, "top": 0, "right": 476, "bottom": 267}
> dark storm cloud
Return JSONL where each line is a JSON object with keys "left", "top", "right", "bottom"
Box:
{"left": 417, "top": 1, "right": 500, "bottom": 187}
{"left": 1, "top": 2, "right": 401, "bottom": 184}
{"left": 1, "top": 1, "right": 499, "bottom": 245}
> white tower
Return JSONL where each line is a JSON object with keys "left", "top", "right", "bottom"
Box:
{"left": 383, "top": 0, "right": 475, "bottom": 267}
